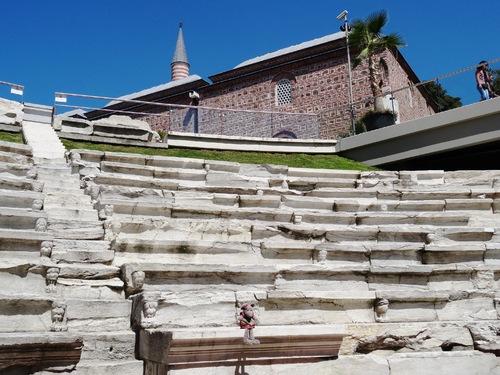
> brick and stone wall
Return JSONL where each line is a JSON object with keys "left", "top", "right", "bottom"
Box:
{"left": 199, "top": 49, "right": 433, "bottom": 139}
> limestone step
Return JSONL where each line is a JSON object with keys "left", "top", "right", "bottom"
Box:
{"left": 260, "top": 240, "right": 413, "bottom": 265}
{"left": 113, "top": 237, "right": 499, "bottom": 269}
{"left": 51, "top": 239, "right": 113, "bottom": 264}
{"left": 36, "top": 171, "right": 74, "bottom": 186}
{"left": 98, "top": 192, "right": 282, "bottom": 215}
{"left": 34, "top": 158, "right": 70, "bottom": 170}
{"left": 44, "top": 191, "right": 93, "bottom": 207}
{"left": 286, "top": 176, "right": 356, "bottom": 190}
{"left": 103, "top": 152, "right": 228, "bottom": 171}
{"left": 91, "top": 169, "right": 296, "bottom": 198}
{"left": 205, "top": 169, "right": 276, "bottom": 190}
{"left": 74, "top": 148, "right": 241, "bottom": 173}
{"left": 332, "top": 197, "right": 494, "bottom": 212}
{"left": 130, "top": 284, "right": 499, "bottom": 329}
{"left": 98, "top": 193, "right": 493, "bottom": 224}
{"left": 423, "top": 243, "right": 488, "bottom": 264}
{"left": 261, "top": 240, "right": 500, "bottom": 266}
{"left": 0, "top": 188, "right": 44, "bottom": 209}
{"left": 0, "top": 228, "right": 53, "bottom": 252}
{"left": 0, "top": 293, "right": 54, "bottom": 332}
{"left": 44, "top": 207, "right": 98, "bottom": 221}
{"left": 307, "top": 187, "right": 380, "bottom": 199}
{"left": 0, "top": 161, "right": 33, "bottom": 177}
{"left": 142, "top": 351, "right": 499, "bottom": 375}
{"left": 75, "top": 360, "right": 144, "bottom": 375}
{"left": 78, "top": 331, "right": 138, "bottom": 362}
{"left": 101, "top": 160, "right": 207, "bottom": 181}
{"left": 287, "top": 167, "right": 360, "bottom": 179}
{"left": 0, "top": 256, "right": 49, "bottom": 295}
{"left": 94, "top": 172, "right": 180, "bottom": 190}
{"left": 395, "top": 188, "right": 479, "bottom": 201}
{"left": 116, "top": 220, "right": 456, "bottom": 246}
{"left": 58, "top": 278, "right": 124, "bottom": 300}
{"left": 48, "top": 218, "right": 104, "bottom": 240}
{"left": 49, "top": 263, "right": 122, "bottom": 296}
{"left": 0, "top": 139, "right": 33, "bottom": 156}
{"left": 355, "top": 212, "right": 470, "bottom": 226}
{"left": 113, "top": 238, "right": 253, "bottom": 255}
{"left": 23, "top": 120, "right": 66, "bottom": 160}
{"left": 43, "top": 182, "right": 84, "bottom": 195}
{"left": 0, "top": 175, "right": 43, "bottom": 192}
{"left": 0, "top": 207, "right": 48, "bottom": 230}
{"left": 171, "top": 204, "right": 295, "bottom": 222}
{"left": 98, "top": 198, "right": 173, "bottom": 217}
{"left": 252, "top": 223, "right": 497, "bottom": 243}
{"left": 64, "top": 298, "right": 131, "bottom": 332}
{"left": 57, "top": 263, "right": 121, "bottom": 280}
{"left": 122, "top": 261, "right": 500, "bottom": 297}
{"left": 306, "top": 187, "right": 489, "bottom": 201}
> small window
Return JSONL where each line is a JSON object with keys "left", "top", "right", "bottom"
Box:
{"left": 276, "top": 79, "right": 292, "bottom": 105}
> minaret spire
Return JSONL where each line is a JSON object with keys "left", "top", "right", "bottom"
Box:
{"left": 171, "top": 21, "right": 190, "bottom": 81}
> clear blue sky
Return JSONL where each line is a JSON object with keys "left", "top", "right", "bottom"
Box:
{"left": 1, "top": 0, "right": 499, "bottom": 107}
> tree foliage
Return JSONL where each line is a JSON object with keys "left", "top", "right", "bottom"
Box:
{"left": 489, "top": 68, "right": 500, "bottom": 95}
{"left": 424, "top": 81, "right": 462, "bottom": 112}
{"left": 349, "top": 10, "right": 406, "bottom": 102}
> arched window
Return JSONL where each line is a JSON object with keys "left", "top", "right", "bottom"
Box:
{"left": 275, "top": 79, "right": 292, "bottom": 105}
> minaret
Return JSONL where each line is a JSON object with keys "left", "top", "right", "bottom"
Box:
{"left": 171, "top": 21, "right": 190, "bottom": 81}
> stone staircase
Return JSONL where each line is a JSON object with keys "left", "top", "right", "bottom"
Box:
{"left": 31, "top": 158, "right": 143, "bottom": 374}
{"left": 0, "top": 113, "right": 142, "bottom": 373}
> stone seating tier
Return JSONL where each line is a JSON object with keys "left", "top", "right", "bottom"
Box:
{"left": 0, "top": 188, "right": 44, "bottom": 210}
{"left": 121, "top": 263, "right": 500, "bottom": 306}
{"left": 111, "top": 236, "right": 500, "bottom": 267}
{"left": 0, "top": 228, "right": 52, "bottom": 254}
{"left": 78, "top": 159, "right": 500, "bottom": 210}
{"left": 127, "top": 285, "right": 500, "bottom": 328}
{"left": 0, "top": 207, "right": 47, "bottom": 230}
{"left": 0, "top": 139, "right": 33, "bottom": 157}
{"left": 0, "top": 175, "right": 43, "bottom": 192}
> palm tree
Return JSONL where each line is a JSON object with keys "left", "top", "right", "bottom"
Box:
{"left": 349, "top": 10, "right": 406, "bottom": 110}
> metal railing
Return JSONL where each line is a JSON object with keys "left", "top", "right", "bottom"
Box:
{"left": 0, "top": 80, "right": 24, "bottom": 97}
{"left": 334, "top": 58, "right": 500, "bottom": 136}
{"left": 54, "top": 93, "right": 319, "bottom": 139}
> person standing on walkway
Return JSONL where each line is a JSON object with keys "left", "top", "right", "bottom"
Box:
{"left": 476, "top": 61, "right": 490, "bottom": 101}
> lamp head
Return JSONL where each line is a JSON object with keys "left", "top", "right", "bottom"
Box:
{"left": 336, "top": 10, "right": 348, "bottom": 20}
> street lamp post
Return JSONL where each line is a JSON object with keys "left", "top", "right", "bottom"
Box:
{"left": 337, "top": 10, "right": 355, "bottom": 135}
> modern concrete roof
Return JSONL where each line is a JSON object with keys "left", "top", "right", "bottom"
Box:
{"left": 234, "top": 32, "right": 344, "bottom": 69}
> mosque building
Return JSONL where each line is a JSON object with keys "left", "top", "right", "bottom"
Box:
{"left": 85, "top": 22, "right": 436, "bottom": 139}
